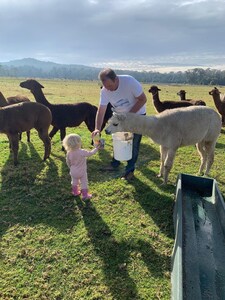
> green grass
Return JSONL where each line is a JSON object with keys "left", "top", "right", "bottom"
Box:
{"left": 0, "top": 78, "right": 225, "bottom": 299}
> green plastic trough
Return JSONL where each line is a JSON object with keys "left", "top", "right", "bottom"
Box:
{"left": 172, "top": 174, "right": 225, "bottom": 300}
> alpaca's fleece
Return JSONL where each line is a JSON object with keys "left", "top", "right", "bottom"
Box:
{"left": 105, "top": 106, "right": 221, "bottom": 184}
{"left": 0, "top": 102, "right": 52, "bottom": 165}
{"left": 0, "top": 91, "right": 31, "bottom": 142}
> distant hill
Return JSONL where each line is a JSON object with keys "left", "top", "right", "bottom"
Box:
{"left": 1, "top": 58, "right": 98, "bottom": 71}
{"left": 0, "top": 58, "right": 101, "bottom": 80}
{"left": 1, "top": 58, "right": 225, "bottom": 85}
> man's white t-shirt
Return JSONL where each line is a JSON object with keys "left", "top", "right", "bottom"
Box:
{"left": 100, "top": 75, "right": 146, "bottom": 115}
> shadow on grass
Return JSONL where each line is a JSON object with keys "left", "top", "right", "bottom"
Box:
{"left": 1, "top": 139, "right": 172, "bottom": 299}
{"left": 50, "top": 141, "right": 160, "bottom": 185}
{"left": 88, "top": 142, "right": 160, "bottom": 183}
{"left": 130, "top": 173, "right": 175, "bottom": 239}
{"left": 76, "top": 198, "right": 170, "bottom": 300}
{"left": 0, "top": 141, "right": 81, "bottom": 238}
{"left": 215, "top": 141, "right": 225, "bottom": 149}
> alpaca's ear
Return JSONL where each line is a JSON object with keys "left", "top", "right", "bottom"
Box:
{"left": 39, "top": 83, "right": 44, "bottom": 89}
{"left": 112, "top": 112, "right": 126, "bottom": 121}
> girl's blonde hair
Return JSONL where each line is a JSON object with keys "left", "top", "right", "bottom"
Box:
{"left": 62, "top": 134, "right": 82, "bottom": 151}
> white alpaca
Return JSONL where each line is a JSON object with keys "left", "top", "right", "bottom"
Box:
{"left": 105, "top": 106, "right": 221, "bottom": 184}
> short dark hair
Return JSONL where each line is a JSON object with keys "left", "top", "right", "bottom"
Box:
{"left": 98, "top": 68, "right": 117, "bottom": 81}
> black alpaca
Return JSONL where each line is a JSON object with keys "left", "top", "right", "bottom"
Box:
{"left": 177, "top": 90, "right": 206, "bottom": 106}
{"left": 148, "top": 85, "right": 193, "bottom": 113}
{"left": 20, "top": 79, "right": 112, "bottom": 147}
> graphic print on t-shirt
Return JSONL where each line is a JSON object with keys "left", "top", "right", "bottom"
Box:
{"left": 114, "top": 98, "right": 130, "bottom": 108}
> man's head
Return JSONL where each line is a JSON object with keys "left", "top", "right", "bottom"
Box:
{"left": 99, "top": 68, "right": 119, "bottom": 91}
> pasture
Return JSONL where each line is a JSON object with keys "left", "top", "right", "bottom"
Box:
{"left": 0, "top": 78, "right": 225, "bottom": 299}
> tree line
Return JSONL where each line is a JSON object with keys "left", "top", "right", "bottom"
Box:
{"left": 0, "top": 63, "right": 225, "bottom": 85}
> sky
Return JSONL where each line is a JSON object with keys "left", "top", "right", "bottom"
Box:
{"left": 1, "top": 0, "right": 225, "bottom": 72}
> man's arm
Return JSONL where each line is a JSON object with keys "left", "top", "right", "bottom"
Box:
{"left": 91, "top": 105, "right": 107, "bottom": 138}
{"left": 129, "top": 92, "right": 147, "bottom": 113}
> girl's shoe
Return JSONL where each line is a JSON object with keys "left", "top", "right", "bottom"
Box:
{"left": 81, "top": 189, "right": 92, "bottom": 200}
{"left": 72, "top": 186, "right": 81, "bottom": 196}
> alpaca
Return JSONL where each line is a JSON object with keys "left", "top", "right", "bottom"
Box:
{"left": 0, "top": 91, "right": 31, "bottom": 141}
{"left": 209, "top": 87, "right": 225, "bottom": 125}
{"left": 7, "top": 95, "right": 30, "bottom": 105}
{"left": 0, "top": 92, "right": 8, "bottom": 107}
{"left": 19, "top": 79, "right": 112, "bottom": 148}
{"left": 0, "top": 102, "right": 52, "bottom": 165}
{"left": 149, "top": 85, "right": 194, "bottom": 113}
{"left": 177, "top": 90, "right": 206, "bottom": 106}
{"left": 0, "top": 91, "right": 30, "bottom": 106}
{"left": 105, "top": 106, "right": 221, "bottom": 184}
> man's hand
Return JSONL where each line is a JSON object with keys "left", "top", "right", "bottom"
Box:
{"left": 91, "top": 129, "right": 101, "bottom": 139}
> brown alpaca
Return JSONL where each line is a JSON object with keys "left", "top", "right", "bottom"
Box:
{"left": 177, "top": 90, "right": 206, "bottom": 106}
{"left": 0, "top": 91, "right": 31, "bottom": 141}
{"left": 0, "top": 102, "right": 52, "bottom": 165}
{"left": 209, "top": 87, "right": 225, "bottom": 125}
{"left": 0, "top": 91, "right": 30, "bottom": 106}
{"left": 7, "top": 95, "right": 30, "bottom": 104}
{"left": 148, "top": 86, "right": 193, "bottom": 113}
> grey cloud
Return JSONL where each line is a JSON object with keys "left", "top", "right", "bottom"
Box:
{"left": 0, "top": 0, "right": 225, "bottom": 68}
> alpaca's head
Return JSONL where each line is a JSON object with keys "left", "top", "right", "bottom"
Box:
{"left": 209, "top": 87, "right": 220, "bottom": 96}
{"left": 105, "top": 112, "right": 127, "bottom": 134}
{"left": 177, "top": 90, "right": 186, "bottom": 96}
{"left": 20, "top": 79, "right": 44, "bottom": 92}
{"left": 148, "top": 85, "right": 161, "bottom": 94}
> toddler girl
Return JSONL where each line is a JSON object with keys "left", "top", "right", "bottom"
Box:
{"left": 63, "top": 133, "right": 99, "bottom": 200}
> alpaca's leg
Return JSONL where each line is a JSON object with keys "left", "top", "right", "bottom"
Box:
{"left": 7, "top": 134, "right": 12, "bottom": 151}
{"left": 157, "top": 146, "right": 167, "bottom": 178}
{"left": 8, "top": 134, "right": 19, "bottom": 166}
{"left": 60, "top": 128, "right": 66, "bottom": 142}
{"left": 163, "top": 148, "right": 176, "bottom": 184}
{"left": 204, "top": 141, "right": 216, "bottom": 175}
{"left": 60, "top": 128, "right": 66, "bottom": 151}
{"left": 222, "top": 115, "right": 225, "bottom": 126}
{"left": 49, "top": 126, "right": 59, "bottom": 139}
{"left": 26, "top": 131, "right": 31, "bottom": 142}
{"left": 37, "top": 129, "right": 51, "bottom": 160}
{"left": 196, "top": 142, "right": 207, "bottom": 175}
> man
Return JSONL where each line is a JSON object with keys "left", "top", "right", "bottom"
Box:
{"left": 92, "top": 68, "right": 147, "bottom": 180}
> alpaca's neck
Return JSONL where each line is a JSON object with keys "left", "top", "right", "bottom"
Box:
{"left": 152, "top": 92, "right": 161, "bottom": 103}
{"left": 32, "top": 88, "right": 52, "bottom": 108}
{"left": 152, "top": 92, "right": 163, "bottom": 112}
{"left": 179, "top": 94, "right": 186, "bottom": 100}
{"left": 0, "top": 92, "right": 8, "bottom": 107}
{"left": 212, "top": 94, "right": 223, "bottom": 112}
{"left": 122, "top": 114, "right": 156, "bottom": 137}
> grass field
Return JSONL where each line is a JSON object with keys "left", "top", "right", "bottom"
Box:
{"left": 0, "top": 78, "right": 225, "bottom": 299}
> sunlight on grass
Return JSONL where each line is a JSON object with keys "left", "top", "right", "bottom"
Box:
{"left": 0, "top": 78, "right": 224, "bottom": 299}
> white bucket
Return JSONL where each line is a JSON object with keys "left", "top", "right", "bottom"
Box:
{"left": 112, "top": 132, "right": 133, "bottom": 161}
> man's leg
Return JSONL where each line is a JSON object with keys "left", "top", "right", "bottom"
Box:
{"left": 124, "top": 133, "right": 142, "bottom": 177}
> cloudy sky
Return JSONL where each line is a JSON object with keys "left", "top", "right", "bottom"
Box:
{"left": 1, "top": 0, "right": 225, "bottom": 71}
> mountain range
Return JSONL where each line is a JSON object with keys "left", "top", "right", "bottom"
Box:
{"left": 0, "top": 58, "right": 102, "bottom": 80}
{"left": 1, "top": 57, "right": 100, "bottom": 73}
{"left": 1, "top": 58, "right": 225, "bottom": 85}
